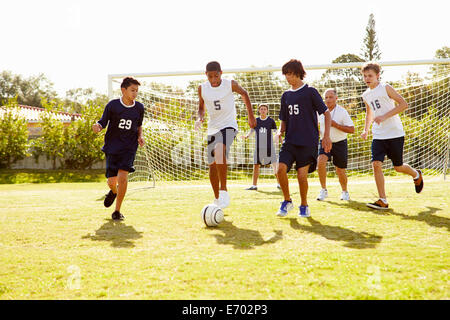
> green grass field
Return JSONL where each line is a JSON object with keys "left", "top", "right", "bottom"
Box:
{"left": 0, "top": 175, "right": 448, "bottom": 299}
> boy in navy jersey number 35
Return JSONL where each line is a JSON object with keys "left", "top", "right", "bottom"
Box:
{"left": 275, "top": 59, "right": 332, "bottom": 218}
{"left": 93, "top": 77, "right": 145, "bottom": 220}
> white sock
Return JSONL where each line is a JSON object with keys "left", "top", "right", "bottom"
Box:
{"left": 380, "top": 198, "right": 388, "bottom": 204}
{"left": 413, "top": 170, "right": 419, "bottom": 180}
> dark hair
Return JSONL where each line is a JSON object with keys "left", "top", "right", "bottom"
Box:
{"left": 282, "top": 59, "right": 306, "bottom": 79}
{"left": 258, "top": 104, "right": 269, "bottom": 110}
{"left": 206, "top": 61, "right": 222, "bottom": 72}
{"left": 361, "top": 63, "right": 381, "bottom": 75}
{"left": 121, "top": 77, "right": 141, "bottom": 89}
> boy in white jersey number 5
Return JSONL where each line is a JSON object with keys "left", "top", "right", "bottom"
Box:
{"left": 196, "top": 61, "right": 256, "bottom": 208}
{"left": 361, "top": 63, "right": 424, "bottom": 210}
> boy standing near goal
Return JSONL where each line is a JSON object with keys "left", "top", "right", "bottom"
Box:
{"left": 317, "top": 88, "right": 354, "bottom": 201}
{"left": 275, "top": 59, "right": 332, "bottom": 218}
{"left": 360, "top": 63, "right": 423, "bottom": 210}
{"left": 196, "top": 61, "right": 256, "bottom": 209}
{"left": 242, "top": 103, "right": 280, "bottom": 191}
{"left": 92, "top": 77, "right": 145, "bottom": 220}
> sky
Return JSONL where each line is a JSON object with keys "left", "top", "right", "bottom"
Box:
{"left": 0, "top": 0, "right": 449, "bottom": 95}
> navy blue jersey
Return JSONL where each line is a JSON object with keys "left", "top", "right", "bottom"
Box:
{"left": 279, "top": 84, "right": 328, "bottom": 147}
{"left": 254, "top": 116, "right": 277, "bottom": 150}
{"left": 97, "top": 98, "right": 145, "bottom": 155}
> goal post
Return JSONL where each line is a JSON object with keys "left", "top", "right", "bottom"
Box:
{"left": 108, "top": 59, "right": 450, "bottom": 186}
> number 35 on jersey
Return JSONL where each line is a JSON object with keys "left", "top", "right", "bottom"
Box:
{"left": 288, "top": 104, "right": 300, "bottom": 115}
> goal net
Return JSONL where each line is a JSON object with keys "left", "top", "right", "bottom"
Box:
{"left": 108, "top": 59, "right": 450, "bottom": 186}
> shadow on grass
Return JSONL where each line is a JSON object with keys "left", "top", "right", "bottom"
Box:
{"left": 82, "top": 219, "right": 143, "bottom": 248}
{"left": 329, "top": 200, "right": 449, "bottom": 232}
{"left": 327, "top": 200, "right": 391, "bottom": 215}
{"left": 255, "top": 189, "right": 282, "bottom": 196}
{"left": 288, "top": 217, "right": 382, "bottom": 249}
{"left": 210, "top": 221, "right": 283, "bottom": 250}
{"left": 390, "top": 206, "right": 449, "bottom": 232}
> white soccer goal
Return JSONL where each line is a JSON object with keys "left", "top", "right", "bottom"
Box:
{"left": 108, "top": 59, "right": 450, "bottom": 187}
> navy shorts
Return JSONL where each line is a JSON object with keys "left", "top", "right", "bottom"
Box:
{"left": 105, "top": 152, "right": 136, "bottom": 178}
{"left": 371, "top": 136, "right": 404, "bottom": 167}
{"left": 279, "top": 142, "right": 318, "bottom": 173}
{"left": 319, "top": 139, "right": 348, "bottom": 169}
{"left": 207, "top": 127, "right": 237, "bottom": 164}
{"left": 254, "top": 148, "right": 277, "bottom": 165}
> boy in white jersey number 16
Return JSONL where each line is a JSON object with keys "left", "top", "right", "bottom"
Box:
{"left": 361, "top": 63, "right": 424, "bottom": 210}
{"left": 195, "top": 61, "right": 256, "bottom": 209}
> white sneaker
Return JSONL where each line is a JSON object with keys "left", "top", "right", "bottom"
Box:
{"left": 341, "top": 191, "right": 350, "bottom": 201}
{"left": 213, "top": 198, "right": 220, "bottom": 207}
{"left": 218, "top": 190, "right": 230, "bottom": 209}
{"left": 317, "top": 188, "right": 328, "bottom": 201}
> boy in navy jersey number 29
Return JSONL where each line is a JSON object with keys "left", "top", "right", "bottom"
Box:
{"left": 275, "top": 59, "right": 332, "bottom": 218}
{"left": 93, "top": 77, "right": 145, "bottom": 220}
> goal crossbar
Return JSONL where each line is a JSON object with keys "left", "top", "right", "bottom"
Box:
{"left": 108, "top": 59, "right": 450, "bottom": 98}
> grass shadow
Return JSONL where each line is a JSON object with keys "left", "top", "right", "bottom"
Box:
{"left": 210, "top": 221, "right": 283, "bottom": 250}
{"left": 255, "top": 189, "right": 282, "bottom": 196}
{"left": 390, "top": 206, "right": 449, "bottom": 232}
{"left": 82, "top": 219, "right": 143, "bottom": 248}
{"left": 329, "top": 201, "right": 450, "bottom": 232}
{"left": 327, "top": 200, "right": 391, "bottom": 215}
{"left": 288, "top": 217, "right": 382, "bottom": 249}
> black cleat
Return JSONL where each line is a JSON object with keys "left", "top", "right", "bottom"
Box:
{"left": 111, "top": 210, "right": 124, "bottom": 220}
{"left": 414, "top": 169, "right": 424, "bottom": 194}
{"left": 104, "top": 190, "right": 117, "bottom": 208}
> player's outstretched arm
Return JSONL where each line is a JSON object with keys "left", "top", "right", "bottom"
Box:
{"left": 231, "top": 80, "right": 256, "bottom": 128}
{"left": 361, "top": 102, "right": 373, "bottom": 140}
{"left": 322, "top": 110, "right": 332, "bottom": 153}
{"left": 373, "top": 84, "right": 408, "bottom": 124}
{"left": 94, "top": 103, "right": 110, "bottom": 133}
{"left": 275, "top": 121, "right": 286, "bottom": 143}
{"left": 138, "top": 126, "right": 145, "bottom": 147}
{"left": 195, "top": 85, "right": 205, "bottom": 131}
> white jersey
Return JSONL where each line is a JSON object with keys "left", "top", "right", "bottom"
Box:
{"left": 362, "top": 83, "right": 405, "bottom": 140}
{"left": 201, "top": 78, "right": 238, "bottom": 135}
{"left": 318, "top": 105, "right": 354, "bottom": 143}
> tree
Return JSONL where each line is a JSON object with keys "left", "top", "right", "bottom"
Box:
{"left": 321, "top": 53, "right": 366, "bottom": 81}
{"left": 429, "top": 46, "right": 450, "bottom": 79}
{"left": 63, "top": 87, "right": 109, "bottom": 114}
{"left": 361, "top": 13, "right": 382, "bottom": 61}
{"left": 0, "top": 71, "right": 57, "bottom": 107}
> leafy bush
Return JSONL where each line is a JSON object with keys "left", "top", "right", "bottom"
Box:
{"left": 0, "top": 99, "right": 29, "bottom": 168}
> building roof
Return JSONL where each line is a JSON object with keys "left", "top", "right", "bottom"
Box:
{"left": 0, "top": 105, "right": 82, "bottom": 123}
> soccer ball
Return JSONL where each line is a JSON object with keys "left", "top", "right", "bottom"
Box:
{"left": 201, "top": 204, "right": 224, "bottom": 227}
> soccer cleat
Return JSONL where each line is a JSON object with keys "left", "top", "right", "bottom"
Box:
{"left": 316, "top": 188, "right": 328, "bottom": 201}
{"left": 366, "top": 199, "right": 389, "bottom": 210}
{"left": 340, "top": 191, "right": 350, "bottom": 201}
{"left": 111, "top": 210, "right": 124, "bottom": 220}
{"left": 214, "top": 198, "right": 220, "bottom": 207}
{"left": 218, "top": 190, "right": 230, "bottom": 209}
{"left": 276, "top": 200, "right": 294, "bottom": 217}
{"left": 414, "top": 169, "right": 424, "bottom": 193}
{"left": 298, "top": 205, "right": 311, "bottom": 218}
{"left": 246, "top": 186, "right": 258, "bottom": 191}
{"left": 104, "top": 190, "right": 117, "bottom": 208}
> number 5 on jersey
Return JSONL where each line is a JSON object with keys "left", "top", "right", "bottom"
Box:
{"left": 214, "top": 100, "right": 221, "bottom": 110}
{"left": 118, "top": 119, "right": 132, "bottom": 130}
